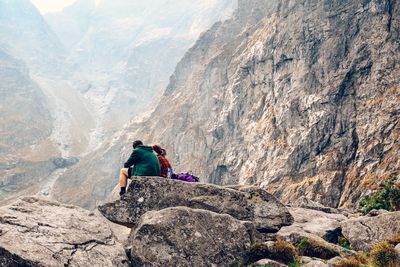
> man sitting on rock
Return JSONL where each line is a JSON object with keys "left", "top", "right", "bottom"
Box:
{"left": 119, "top": 140, "right": 161, "bottom": 196}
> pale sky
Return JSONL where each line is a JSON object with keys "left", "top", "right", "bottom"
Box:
{"left": 30, "top": 0, "right": 78, "bottom": 14}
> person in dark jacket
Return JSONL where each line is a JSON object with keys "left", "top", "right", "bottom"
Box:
{"left": 119, "top": 140, "right": 161, "bottom": 196}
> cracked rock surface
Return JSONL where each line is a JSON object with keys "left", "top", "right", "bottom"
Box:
{"left": 341, "top": 211, "right": 400, "bottom": 251}
{"left": 128, "top": 206, "right": 254, "bottom": 267}
{"left": 278, "top": 207, "right": 347, "bottom": 243}
{"left": 98, "top": 177, "right": 293, "bottom": 232}
{"left": 0, "top": 197, "right": 128, "bottom": 267}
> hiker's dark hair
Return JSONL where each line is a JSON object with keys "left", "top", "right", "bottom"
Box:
{"left": 132, "top": 140, "right": 143, "bottom": 149}
{"left": 152, "top": 145, "right": 166, "bottom": 156}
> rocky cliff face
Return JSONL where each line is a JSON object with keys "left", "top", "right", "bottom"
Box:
{"left": 125, "top": 0, "right": 400, "bottom": 208}
{"left": 49, "top": 0, "right": 399, "bottom": 209}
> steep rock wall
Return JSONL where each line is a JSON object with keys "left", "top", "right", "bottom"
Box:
{"left": 54, "top": 0, "right": 400, "bottom": 209}
{"left": 134, "top": 0, "right": 400, "bottom": 207}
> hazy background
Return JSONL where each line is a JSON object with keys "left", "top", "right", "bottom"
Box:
{"left": 31, "top": 0, "right": 80, "bottom": 13}
{"left": 0, "top": 0, "right": 237, "bottom": 205}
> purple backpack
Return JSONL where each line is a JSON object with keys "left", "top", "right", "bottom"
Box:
{"left": 171, "top": 173, "right": 199, "bottom": 183}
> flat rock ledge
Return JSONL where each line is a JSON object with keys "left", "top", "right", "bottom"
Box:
{"left": 98, "top": 177, "right": 293, "bottom": 232}
{"left": 0, "top": 197, "right": 128, "bottom": 267}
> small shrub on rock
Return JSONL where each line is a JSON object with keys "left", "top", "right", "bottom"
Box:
{"left": 370, "top": 241, "right": 397, "bottom": 267}
{"left": 288, "top": 256, "right": 301, "bottom": 267}
{"left": 247, "top": 243, "right": 271, "bottom": 264}
{"left": 336, "top": 256, "right": 363, "bottom": 267}
{"left": 272, "top": 240, "right": 297, "bottom": 264}
{"left": 359, "top": 175, "right": 400, "bottom": 215}
{"left": 247, "top": 240, "right": 297, "bottom": 265}
{"left": 354, "top": 252, "right": 369, "bottom": 265}
{"left": 297, "top": 238, "right": 340, "bottom": 260}
{"left": 387, "top": 234, "right": 400, "bottom": 246}
{"left": 338, "top": 236, "right": 352, "bottom": 250}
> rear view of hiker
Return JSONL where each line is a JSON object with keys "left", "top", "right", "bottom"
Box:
{"left": 119, "top": 140, "right": 161, "bottom": 196}
{"left": 152, "top": 145, "right": 172, "bottom": 178}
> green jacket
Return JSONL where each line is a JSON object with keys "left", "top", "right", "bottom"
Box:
{"left": 124, "top": 145, "right": 161, "bottom": 177}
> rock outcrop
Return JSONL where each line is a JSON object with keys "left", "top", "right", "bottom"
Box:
{"left": 278, "top": 207, "right": 347, "bottom": 243}
{"left": 128, "top": 207, "right": 254, "bottom": 267}
{"left": 1, "top": 181, "right": 397, "bottom": 266}
{"left": 98, "top": 177, "right": 295, "bottom": 266}
{"left": 0, "top": 197, "right": 128, "bottom": 267}
{"left": 341, "top": 211, "right": 400, "bottom": 251}
{"left": 98, "top": 177, "right": 293, "bottom": 232}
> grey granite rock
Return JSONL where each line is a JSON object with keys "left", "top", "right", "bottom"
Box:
{"left": 341, "top": 211, "right": 400, "bottom": 251}
{"left": 289, "top": 197, "right": 340, "bottom": 214}
{"left": 278, "top": 207, "right": 347, "bottom": 243}
{"left": 396, "top": 244, "right": 400, "bottom": 262}
{"left": 0, "top": 197, "right": 128, "bottom": 267}
{"left": 252, "top": 258, "right": 288, "bottom": 267}
{"left": 98, "top": 177, "right": 293, "bottom": 232}
{"left": 367, "top": 209, "right": 389, "bottom": 217}
{"left": 128, "top": 207, "right": 254, "bottom": 267}
{"left": 302, "top": 260, "right": 329, "bottom": 267}
{"left": 327, "top": 256, "right": 345, "bottom": 267}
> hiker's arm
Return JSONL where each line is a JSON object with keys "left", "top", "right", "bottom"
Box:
{"left": 124, "top": 150, "right": 138, "bottom": 168}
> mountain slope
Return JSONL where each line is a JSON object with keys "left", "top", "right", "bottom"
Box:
{"left": 0, "top": 0, "right": 82, "bottom": 202}
{"left": 59, "top": 0, "right": 400, "bottom": 209}
{"left": 0, "top": 50, "right": 51, "bottom": 154}
{"left": 0, "top": 0, "right": 65, "bottom": 74}
{"left": 44, "top": 0, "right": 96, "bottom": 50}
{"left": 146, "top": 0, "right": 400, "bottom": 207}
{"left": 140, "top": 0, "right": 400, "bottom": 207}
{"left": 46, "top": 0, "right": 238, "bottom": 128}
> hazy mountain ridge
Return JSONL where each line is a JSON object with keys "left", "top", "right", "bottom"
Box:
{"left": 0, "top": 49, "right": 52, "bottom": 153}
{"left": 46, "top": 0, "right": 238, "bottom": 128}
{"left": 45, "top": 0, "right": 96, "bottom": 50}
{"left": 60, "top": 0, "right": 400, "bottom": 209}
{"left": 0, "top": 0, "right": 88, "bottom": 203}
{"left": 0, "top": 0, "right": 65, "bottom": 75}
{"left": 0, "top": 0, "right": 238, "bottom": 206}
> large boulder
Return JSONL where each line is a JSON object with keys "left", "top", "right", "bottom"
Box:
{"left": 278, "top": 207, "right": 347, "bottom": 243}
{"left": 341, "top": 211, "right": 400, "bottom": 251}
{"left": 0, "top": 197, "right": 128, "bottom": 267}
{"left": 98, "top": 177, "right": 293, "bottom": 232}
{"left": 128, "top": 206, "right": 254, "bottom": 267}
